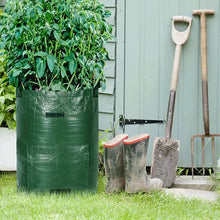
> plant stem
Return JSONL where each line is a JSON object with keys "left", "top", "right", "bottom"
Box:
{"left": 21, "top": 81, "right": 25, "bottom": 90}
{"left": 35, "top": 73, "right": 42, "bottom": 90}
{"left": 66, "top": 71, "right": 76, "bottom": 90}
{"left": 88, "top": 31, "right": 92, "bottom": 52}
{"left": 44, "top": 37, "right": 48, "bottom": 52}
{"left": 55, "top": 41, "right": 58, "bottom": 57}
{"left": 46, "top": 75, "right": 48, "bottom": 87}
{"left": 48, "top": 73, "right": 58, "bottom": 89}
{"left": 58, "top": 51, "right": 61, "bottom": 64}
{"left": 29, "top": 81, "right": 41, "bottom": 86}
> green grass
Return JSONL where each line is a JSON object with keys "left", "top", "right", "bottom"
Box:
{"left": 0, "top": 172, "right": 219, "bottom": 220}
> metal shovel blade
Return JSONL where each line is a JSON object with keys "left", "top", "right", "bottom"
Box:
{"left": 151, "top": 137, "right": 180, "bottom": 188}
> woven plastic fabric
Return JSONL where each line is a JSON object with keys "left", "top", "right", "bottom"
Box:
{"left": 16, "top": 89, "right": 98, "bottom": 193}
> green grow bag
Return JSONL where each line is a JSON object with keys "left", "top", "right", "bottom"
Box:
{"left": 16, "top": 88, "right": 98, "bottom": 193}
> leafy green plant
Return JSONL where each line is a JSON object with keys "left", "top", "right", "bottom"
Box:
{"left": 0, "top": 9, "right": 16, "bottom": 129}
{"left": 215, "top": 158, "right": 220, "bottom": 181}
{"left": 98, "top": 130, "right": 112, "bottom": 172}
{"left": 0, "top": 50, "right": 16, "bottom": 129}
{"left": 0, "top": 0, "right": 112, "bottom": 91}
{"left": 99, "top": 130, "right": 111, "bottom": 154}
{"left": 176, "top": 167, "right": 189, "bottom": 176}
{"left": 98, "top": 120, "right": 120, "bottom": 172}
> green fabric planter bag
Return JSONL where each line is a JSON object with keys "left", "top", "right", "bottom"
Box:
{"left": 16, "top": 88, "right": 98, "bottom": 193}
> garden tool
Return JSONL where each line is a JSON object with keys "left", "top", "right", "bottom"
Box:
{"left": 191, "top": 9, "right": 219, "bottom": 179}
{"left": 104, "top": 134, "right": 128, "bottom": 193}
{"left": 151, "top": 16, "right": 192, "bottom": 187}
{"left": 123, "top": 134, "right": 163, "bottom": 193}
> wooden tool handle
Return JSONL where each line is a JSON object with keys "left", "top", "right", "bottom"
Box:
{"left": 200, "top": 13, "right": 208, "bottom": 82}
{"left": 200, "top": 13, "right": 210, "bottom": 134}
{"left": 193, "top": 9, "right": 214, "bottom": 135}
{"left": 170, "top": 45, "right": 182, "bottom": 92}
{"left": 165, "top": 90, "right": 176, "bottom": 138}
{"left": 173, "top": 15, "right": 192, "bottom": 23}
{"left": 165, "top": 16, "right": 192, "bottom": 138}
{"left": 193, "top": 9, "right": 215, "bottom": 16}
{"left": 172, "top": 16, "right": 192, "bottom": 45}
{"left": 193, "top": 9, "right": 214, "bottom": 81}
{"left": 165, "top": 45, "right": 181, "bottom": 138}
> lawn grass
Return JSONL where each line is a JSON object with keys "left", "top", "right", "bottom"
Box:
{"left": 0, "top": 172, "right": 219, "bottom": 220}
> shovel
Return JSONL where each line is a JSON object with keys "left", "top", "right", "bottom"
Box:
{"left": 151, "top": 16, "right": 192, "bottom": 187}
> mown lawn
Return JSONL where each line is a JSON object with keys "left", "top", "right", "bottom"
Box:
{"left": 0, "top": 172, "right": 219, "bottom": 220}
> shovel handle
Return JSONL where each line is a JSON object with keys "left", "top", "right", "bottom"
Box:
{"left": 165, "top": 45, "right": 182, "bottom": 138}
{"left": 165, "top": 16, "right": 192, "bottom": 138}
{"left": 173, "top": 15, "right": 192, "bottom": 23}
{"left": 172, "top": 16, "right": 192, "bottom": 46}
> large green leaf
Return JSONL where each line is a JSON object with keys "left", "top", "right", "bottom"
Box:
{"left": 69, "top": 60, "right": 77, "bottom": 74}
{"left": 12, "top": 69, "right": 22, "bottom": 77}
{"left": 36, "top": 5, "right": 43, "bottom": 16}
{"left": 36, "top": 57, "right": 46, "bottom": 78}
{"left": 0, "top": 112, "right": 5, "bottom": 125}
{"left": 60, "top": 66, "right": 67, "bottom": 78}
{"left": 34, "top": 52, "right": 48, "bottom": 57}
{"left": 51, "top": 82, "right": 65, "bottom": 91}
{"left": 47, "top": 55, "right": 56, "bottom": 72}
{"left": 13, "top": 111, "right": 16, "bottom": 121}
{"left": 6, "top": 116, "right": 16, "bottom": 129}
{"left": 4, "top": 94, "right": 15, "bottom": 101}
{"left": 89, "top": 22, "right": 95, "bottom": 32}
{"left": 5, "top": 104, "right": 16, "bottom": 111}
{"left": 104, "top": 10, "right": 112, "bottom": 18}
{"left": 0, "top": 88, "right": 4, "bottom": 95}
{"left": 53, "top": 31, "right": 60, "bottom": 40}
{"left": 0, "top": 96, "right": 5, "bottom": 105}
